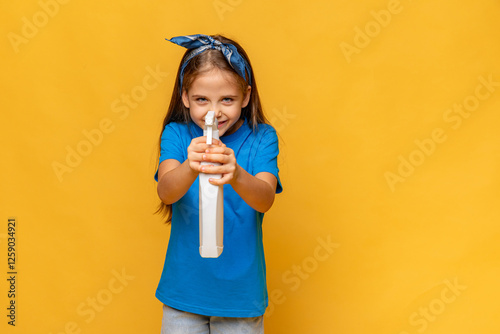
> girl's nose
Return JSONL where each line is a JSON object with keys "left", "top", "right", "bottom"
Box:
{"left": 209, "top": 103, "right": 221, "bottom": 116}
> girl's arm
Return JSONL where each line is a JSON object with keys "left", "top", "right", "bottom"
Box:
{"left": 158, "top": 137, "right": 277, "bottom": 212}
{"left": 157, "top": 136, "right": 210, "bottom": 204}
{"left": 230, "top": 168, "right": 277, "bottom": 213}
{"left": 157, "top": 159, "right": 197, "bottom": 204}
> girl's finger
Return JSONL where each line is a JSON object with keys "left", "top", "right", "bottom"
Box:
{"left": 192, "top": 136, "right": 207, "bottom": 144}
{"left": 204, "top": 146, "right": 229, "bottom": 154}
{"left": 209, "top": 174, "right": 231, "bottom": 185}
{"left": 188, "top": 152, "right": 205, "bottom": 163}
{"left": 200, "top": 164, "right": 226, "bottom": 174}
{"left": 191, "top": 142, "right": 213, "bottom": 153}
{"left": 205, "top": 137, "right": 221, "bottom": 146}
{"left": 192, "top": 136, "right": 219, "bottom": 147}
{"left": 202, "top": 153, "right": 230, "bottom": 164}
{"left": 201, "top": 164, "right": 222, "bottom": 173}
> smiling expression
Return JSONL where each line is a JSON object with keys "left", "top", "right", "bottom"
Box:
{"left": 182, "top": 68, "right": 251, "bottom": 137}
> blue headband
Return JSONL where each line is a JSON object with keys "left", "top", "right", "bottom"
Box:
{"left": 165, "top": 34, "right": 252, "bottom": 91}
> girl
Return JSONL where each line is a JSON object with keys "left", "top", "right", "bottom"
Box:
{"left": 154, "top": 34, "right": 282, "bottom": 333}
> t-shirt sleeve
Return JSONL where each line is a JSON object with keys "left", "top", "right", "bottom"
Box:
{"left": 254, "top": 126, "right": 283, "bottom": 193}
{"left": 154, "top": 123, "right": 185, "bottom": 182}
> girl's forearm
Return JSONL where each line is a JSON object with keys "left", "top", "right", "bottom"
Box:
{"left": 157, "top": 160, "right": 198, "bottom": 204}
{"left": 230, "top": 165, "right": 276, "bottom": 213}
{"left": 158, "top": 160, "right": 276, "bottom": 212}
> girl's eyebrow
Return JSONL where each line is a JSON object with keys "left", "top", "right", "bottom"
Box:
{"left": 191, "top": 94, "right": 239, "bottom": 98}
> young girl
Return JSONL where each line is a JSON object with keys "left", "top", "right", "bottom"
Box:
{"left": 154, "top": 34, "right": 282, "bottom": 333}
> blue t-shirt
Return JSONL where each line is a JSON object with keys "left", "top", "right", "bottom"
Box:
{"left": 154, "top": 119, "right": 282, "bottom": 317}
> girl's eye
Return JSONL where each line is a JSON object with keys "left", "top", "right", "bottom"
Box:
{"left": 196, "top": 97, "right": 207, "bottom": 102}
{"left": 222, "top": 98, "right": 233, "bottom": 103}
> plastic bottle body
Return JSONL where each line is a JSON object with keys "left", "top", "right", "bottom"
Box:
{"left": 199, "top": 114, "right": 224, "bottom": 258}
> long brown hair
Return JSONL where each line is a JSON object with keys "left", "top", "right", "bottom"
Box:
{"left": 155, "top": 34, "right": 268, "bottom": 223}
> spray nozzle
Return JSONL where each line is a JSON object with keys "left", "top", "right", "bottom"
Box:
{"left": 204, "top": 111, "right": 218, "bottom": 145}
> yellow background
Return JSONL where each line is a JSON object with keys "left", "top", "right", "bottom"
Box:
{"left": 1, "top": 0, "right": 499, "bottom": 333}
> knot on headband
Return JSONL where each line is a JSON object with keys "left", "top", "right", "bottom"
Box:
{"left": 165, "top": 34, "right": 252, "bottom": 91}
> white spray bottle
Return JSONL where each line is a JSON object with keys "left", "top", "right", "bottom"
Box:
{"left": 199, "top": 111, "right": 224, "bottom": 258}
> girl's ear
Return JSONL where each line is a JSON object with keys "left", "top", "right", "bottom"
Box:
{"left": 182, "top": 90, "right": 190, "bottom": 108}
{"left": 242, "top": 85, "right": 251, "bottom": 108}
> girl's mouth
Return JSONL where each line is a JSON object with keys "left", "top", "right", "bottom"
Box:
{"left": 218, "top": 120, "right": 227, "bottom": 129}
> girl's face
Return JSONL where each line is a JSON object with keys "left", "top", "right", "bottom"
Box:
{"left": 182, "top": 68, "right": 251, "bottom": 137}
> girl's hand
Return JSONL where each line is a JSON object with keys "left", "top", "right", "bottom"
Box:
{"left": 200, "top": 140, "right": 239, "bottom": 186}
{"left": 187, "top": 136, "right": 221, "bottom": 173}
